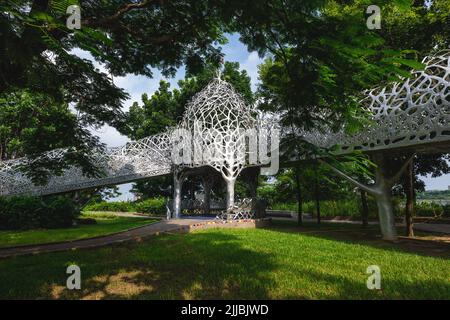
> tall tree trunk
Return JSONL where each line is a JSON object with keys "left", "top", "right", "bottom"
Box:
{"left": 294, "top": 168, "right": 303, "bottom": 226}
{"left": 360, "top": 189, "right": 369, "bottom": 228}
{"left": 203, "top": 181, "right": 212, "bottom": 215}
{"left": 404, "top": 161, "right": 415, "bottom": 237}
{"left": 314, "top": 164, "right": 321, "bottom": 225}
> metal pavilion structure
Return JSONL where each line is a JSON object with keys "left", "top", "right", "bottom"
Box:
{"left": 1, "top": 50, "right": 449, "bottom": 240}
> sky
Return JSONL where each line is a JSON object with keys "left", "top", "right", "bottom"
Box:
{"left": 77, "top": 33, "right": 449, "bottom": 200}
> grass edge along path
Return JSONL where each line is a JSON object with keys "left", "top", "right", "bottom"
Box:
{"left": 0, "top": 216, "right": 157, "bottom": 249}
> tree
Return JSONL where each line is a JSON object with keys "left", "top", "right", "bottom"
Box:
{"left": 124, "top": 61, "right": 253, "bottom": 198}
{"left": 253, "top": 0, "right": 450, "bottom": 240}
{"left": 380, "top": 1, "right": 450, "bottom": 236}
{"left": 394, "top": 153, "right": 450, "bottom": 236}
{"left": 0, "top": 89, "right": 100, "bottom": 182}
{"left": 0, "top": 0, "right": 243, "bottom": 177}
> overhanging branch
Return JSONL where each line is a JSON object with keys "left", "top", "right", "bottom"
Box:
{"left": 387, "top": 153, "right": 415, "bottom": 186}
{"left": 319, "top": 159, "right": 381, "bottom": 196}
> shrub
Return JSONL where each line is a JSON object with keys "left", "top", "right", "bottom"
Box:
{"left": 0, "top": 196, "right": 44, "bottom": 230}
{"left": 271, "top": 197, "right": 403, "bottom": 219}
{"left": 415, "top": 202, "right": 444, "bottom": 217}
{"left": 83, "top": 201, "right": 133, "bottom": 212}
{"left": 0, "top": 195, "right": 79, "bottom": 230}
{"left": 135, "top": 197, "right": 166, "bottom": 215}
{"left": 443, "top": 204, "right": 450, "bottom": 218}
{"left": 42, "top": 196, "right": 80, "bottom": 228}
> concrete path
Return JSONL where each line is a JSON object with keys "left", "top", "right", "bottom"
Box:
{"left": 0, "top": 218, "right": 208, "bottom": 259}
{"left": 414, "top": 223, "right": 450, "bottom": 234}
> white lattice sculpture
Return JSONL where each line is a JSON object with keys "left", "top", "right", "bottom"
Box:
{"left": 0, "top": 76, "right": 277, "bottom": 209}
{"left": 302, "top": 50, "right": 450, "bottom": 152}
{"left": 0, "top": 133, "right": 173, "bottom": 196}
{"left": 176, "top": 78, "right": 256, "bottom": 208}
{"left": 1, "top": 50, "right": 449, "bottom": 223}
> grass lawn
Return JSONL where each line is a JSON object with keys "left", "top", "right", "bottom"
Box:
{"left": 0, "top": 220, "right": 448, "bottom": 299}
{"left": 0, "top": 214, "right": 157, "bottom": 248}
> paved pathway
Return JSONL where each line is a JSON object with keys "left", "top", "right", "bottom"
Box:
{"left": 269, "top": 214, "right": 450, "bottom": 234}
{"left": 0, "top": 218, "right": 210, "bottom": 259}
{"left": 413, "top": 223, "right": 450, "bottom": 234}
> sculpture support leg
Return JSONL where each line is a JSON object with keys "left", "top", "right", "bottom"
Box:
{"left": 374, "top": 188, "right": 397, "bottom": 241}
{"left": 320, "top": 152, "right": 414, "bottom": 241}
{"left": 203, "top": 179, "right": 212, "bottom": 215}
{"left": 225, "top": 178, "right": 236, "bottom": 210}
{"left": 173, "top": 172, "right": 184, "bottom": 219}
{"left": 372, "top": 154, "right": 398, "bottom": 241}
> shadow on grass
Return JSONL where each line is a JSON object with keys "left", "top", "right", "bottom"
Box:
{"left": 0, "top": 232, "right": 277, "bottom": 299}
{"left": 266, "top": 219, "right": 450, "bottom": 259}
{"left": 0, "top": 221, "right": 448, "bottom": 299}
{"left": 279, "top": 267, "right": 450, "bottom": 300}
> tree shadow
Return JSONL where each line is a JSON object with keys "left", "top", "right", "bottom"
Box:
{"left": 0, "top": 231, "right": 277, "bottom": 299}
{"left": 280, "top": 267, "right": 450, "bottom": 300}
{"left": 0, "top": 222, "right": 448, "bottom": 299}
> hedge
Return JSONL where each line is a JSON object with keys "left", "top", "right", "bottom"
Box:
{"left": 83, "top": 198, "right": 166, "bottom": 216}
{"left": 134, "top": 197, "right": 166, "bottom": 215}
{"left": 0, "top": 196, "right": 80, "bottom": 230}
{"left": 83, "top": 201, "right": 134, "bottom": 212}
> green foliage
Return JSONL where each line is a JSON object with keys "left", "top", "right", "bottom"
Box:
{"left": 0, "top": 89, "right": 102, "bottom": 182}
{"left": 271, "top": 198, "right": 448, "bottom": 219}
{"left": 271, "top": 198, "right": 378, "bottom": 218}
{"left": 124, "top": 61, "right": 253, "bottom": 140}
{"left": 414, "top": 202, "right": 445, "bottom": 218}
{"left": 83, "top": 198, "right": 167, "bottom": 216}
{"left": 0, "top": 196, "right": 79, "bottom": 230}
{"left": 83, "top": 201, "right": 134, "bottom": 213}
{"left": 0, "top": 0, "right": 243, "bottom": 179}
{"left": 42, "top": 197, "right": 78, "bottom": 228}
{"left": 125, "top": 61, "right": 253, "bottom": 198}
{"left": 443, "top": 205, "right": 450, "bottom": 217}
{"left": 134, "top": 197, "right": 166, "bottom": 215}
{"left": 417, "top": 190, "right": 450, "bottom": 200}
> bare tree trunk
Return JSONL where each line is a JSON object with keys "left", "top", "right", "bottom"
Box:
{"left": 314, "top": 164, "right": 321, "bottom": 225}
{"left": 294, "top": 168, "right": 303, "bottom": 226}
{"left": 203, "top": 177, "right": 213, "bottom": 215}
{"left": 404, "top": 161, "right": 415, "bottom": 237}
{"left": 360, "top": 189, "right": 369, "bottom": 228}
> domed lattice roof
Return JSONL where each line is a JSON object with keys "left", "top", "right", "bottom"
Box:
{"left": 181, "top": 77, "right": 255, "bottom": 132}
{"left": 177, "top": 77, "right": 258, "bottom": 180}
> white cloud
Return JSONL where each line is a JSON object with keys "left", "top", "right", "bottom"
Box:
{"left": 90, "top": 125, "right": 130, "bottom": 148}
{"left": 240, "top": 51, "right": 263, "bottom": 92}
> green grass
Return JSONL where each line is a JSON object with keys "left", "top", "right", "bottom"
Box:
{"left": 0, "top": 220, "right": 448, "bottom": 299}
{"left": 0, "top": 215, "right": 156, "bottom": 248}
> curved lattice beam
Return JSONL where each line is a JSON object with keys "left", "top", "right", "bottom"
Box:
{"left": 302, "top": 50, "right": 450, "bottom": 153}
{"left": 0, "top": 132, "right": 173, "bottom": 196}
